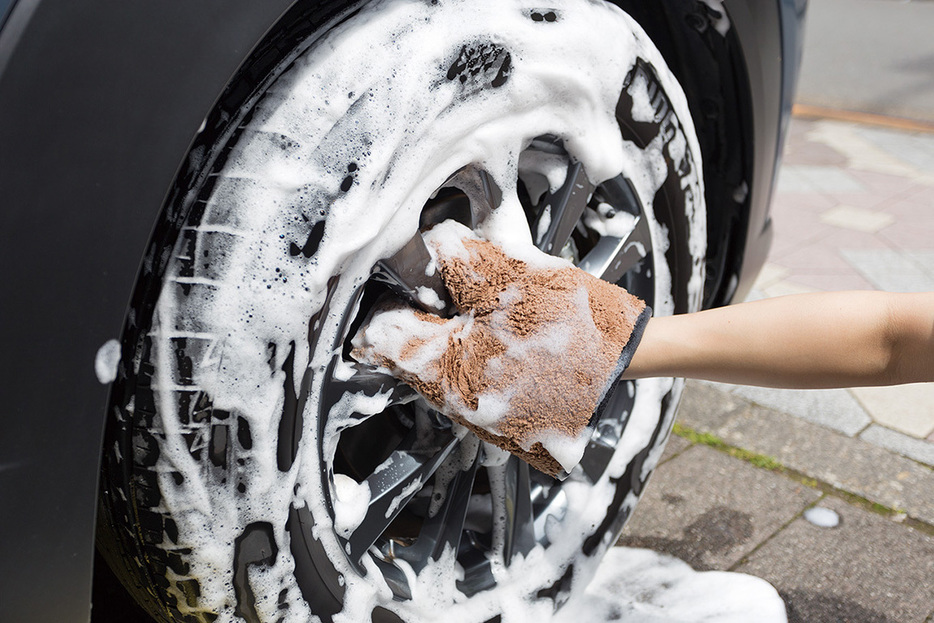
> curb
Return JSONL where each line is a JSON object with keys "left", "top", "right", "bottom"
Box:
{"left": 792, "top": 103, "right": 934, "bottom": 134}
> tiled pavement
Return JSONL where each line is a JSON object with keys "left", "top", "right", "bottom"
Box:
{"left": 719, "top": 115, "right": 934, "bottom": 467}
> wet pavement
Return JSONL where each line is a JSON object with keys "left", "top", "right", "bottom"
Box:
{"left": 619, "top": 115, "right": 934, "bottom": 621}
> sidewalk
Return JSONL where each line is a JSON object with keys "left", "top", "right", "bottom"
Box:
{"left": 618, "top": 115, "right": 934, "bottom": 622}
{"left": 744, "top": 114, "right": 934, "bottom": 465}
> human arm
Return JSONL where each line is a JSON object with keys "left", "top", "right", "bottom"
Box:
{"left": 623, "top": 291, "right": 934, "bottom": 388}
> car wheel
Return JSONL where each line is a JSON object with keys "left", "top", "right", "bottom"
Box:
{"left": 97, "top": 0, "right": 705, "bottom": 621}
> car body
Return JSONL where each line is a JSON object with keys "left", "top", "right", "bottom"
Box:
{"left": 0, "top": 0, "right": 805, "bottom": 620}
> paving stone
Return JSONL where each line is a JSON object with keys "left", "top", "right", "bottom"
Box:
{"left": 751, "top": 263, "right": 790, "bottom": 290}
{"left": 823, "top": 190, "right": 890, "bottom": 210}
{"left": 772, "top": 239, "right": 857, "bottom": 272}
{"left": 860, "top": 425, "right": 934, "bottom": 468}
{"left": 765, "top": 221, "right": 893, "bottom": 293}
{"left": 879, "top": 219, "right": 934, "bottom": 250}
{"left": 659, "top": 431, "right": 692, "bottom": 464}
{"left": 784, "top": 273, "right": 875, "bottom": 292}
{"left": 711, "top": 383, "right": 870, "bottom": 437}
{"left": 762, "top": 280, "right": 817, "bottom": 298}
{"left": 903, "top": 183, "right": 934, "bottom": 205}
{"left": 769, "top": 203, "right": 836, "bottom": 247}
{"left": 906, "top": 251, "right": 934, "bottom": 279}
{"left": 771, "top": 187, "right": 838, "bottom": 212}
{"left": 884, "top": 194, "right": 934, "bottom": 220}
{"left": 819, "top": 205, "right": 895, "bottom": 233}
{"left": 689, "top": 401, "right": 934, "bottom": 525}
{"left": 619, "top": 444, "right": 820, "bottom": 571}
{"left": 856, "top": 125, "right": 934, "bottom": 174}
{"left": 840, "top": 248, "right": 934, "bottom": 292}
{"left": 852, "top": 383, "right": 934, "bottom": 438}
{"left": 808, "top": 120, "right": 929, "bottom": 180}
{"left": 819, "top": 227, "right": 892, "bottom": 251}
{"left": 781, "top": 138, "right": 848, "bottom": 167}
{"left": 776, "top": 165, "right": 865, "bottom": 194}
{"left": 737, "top": 496, "right": 934, "bottom": 623}
{"left": 848, "top": 168, "right": 927, "bottom": 197}
{"left": 677, "top": 381, "right": 744, "bottom": 431}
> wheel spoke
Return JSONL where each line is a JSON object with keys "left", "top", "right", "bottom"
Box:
{"left": 578, "top": 380, "right": 636, "bottom": 483}
{"left": 373, "top": 233, "right": 452, "bottom": 314}
{"left": 395, "top": 443, "right": 482, "bottom": 571}
{"left": 578, "top": 212, "right": 652, "bottom": 283}
{"left": 446, "top": 165, "right": 503, "bottom": 225}
{"left": 532, "top": 161, "right": 595, "bottom": 255}
{"left": 343, "top": 428, "right": 459, "bottom": 562}
{"left": 500, "top": 456, "right": 536, "bottom": 565}
{"left": 322, "top": 361, "right": 418, "bottom": 426}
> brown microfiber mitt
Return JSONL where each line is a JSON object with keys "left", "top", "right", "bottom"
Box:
{"left": 351, "top": 220, "right": 650, "bottom": 478}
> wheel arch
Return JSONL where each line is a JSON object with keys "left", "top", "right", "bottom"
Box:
{"left": 610, "top": 0, "right": 785, "bottom": 309}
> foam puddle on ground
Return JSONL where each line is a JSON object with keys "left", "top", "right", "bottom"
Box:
{"left": 556, "top": 548, "right": 787, "bottom": 622}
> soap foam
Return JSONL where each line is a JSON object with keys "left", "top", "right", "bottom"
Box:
{"left": 556, "top": 547, "right": 787, "bottom": 622}
{"left": 94, "top": 338, "right": 121, "bottom": 384}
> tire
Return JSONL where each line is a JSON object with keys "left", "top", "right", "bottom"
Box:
{"left": 97, "top": 1, "right": 705, "bottom": 621}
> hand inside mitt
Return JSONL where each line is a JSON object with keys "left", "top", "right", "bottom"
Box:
{"left": 351, "top": 220, "right": 650, "bottom": 478}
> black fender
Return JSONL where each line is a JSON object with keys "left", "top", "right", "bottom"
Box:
{"left": 0, "top": 3, "right": 292, "bottom": 620}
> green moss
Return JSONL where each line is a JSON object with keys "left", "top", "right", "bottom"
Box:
{"left": 673, "top": 423, "right": 781, "bottom": 471}
{"left": 671, "top": 423, "right": 725, "bottom": 448}
{"left": 731, "top": 449, "right": 783, "bottom": 471}
{"left": 671, "top": 422, "right": 934, "bottom": 535}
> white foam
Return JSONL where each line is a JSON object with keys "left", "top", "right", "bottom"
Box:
{"left": 536, "top": 204, "right": 553, "bottom": 244}
{"left": 699, "top": 0, "right": 731, "bottom": 37}
{"left": 804, "top": 506, "right": 840, "bottom": 528}
{"left": 94, "top": 338, "right": 121, "bottom": 384}
{"left": 629, "top": 69, "right": 657, "bottom": 123}
{"left": 534, "top": 429, "right": 591, "bottom": 476}
{"left": 518, "top": 149, "right": 571, "bottom": 201}
{"left": 416, "top": 285, "right": 445, "bottom": 310}
{"left": 584, "top": 202, "right": 639, "bottom": 238}
{"left": 332, "top": 474, "right": 371, "bottom": 538}
{"left": 556, "top": 548, "right": 787, "bottom": 622}
{"left": 427, "top": 219, "right": 570, "bottom": 272}
{"left": 353, "top": 305, "right": 466, "bottom": 383}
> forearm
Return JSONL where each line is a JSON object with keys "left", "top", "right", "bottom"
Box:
{"left": 624, "top": 291, "right": 934, "bottom": 388}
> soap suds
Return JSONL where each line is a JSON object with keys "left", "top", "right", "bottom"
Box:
{"left": 95, "top": 339, "right": 121, "bottom": 384}
{"left": 698, "top": 0, "right": 731, "bottom": 37}
{"left": 556, "top": 547, "right": 787, "bottom": 622}
{"left": 804, "top": 506, "right": 841, "bottom": 528}
{"left": 332, "top": 474, "right": 372, "bottom": 538}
